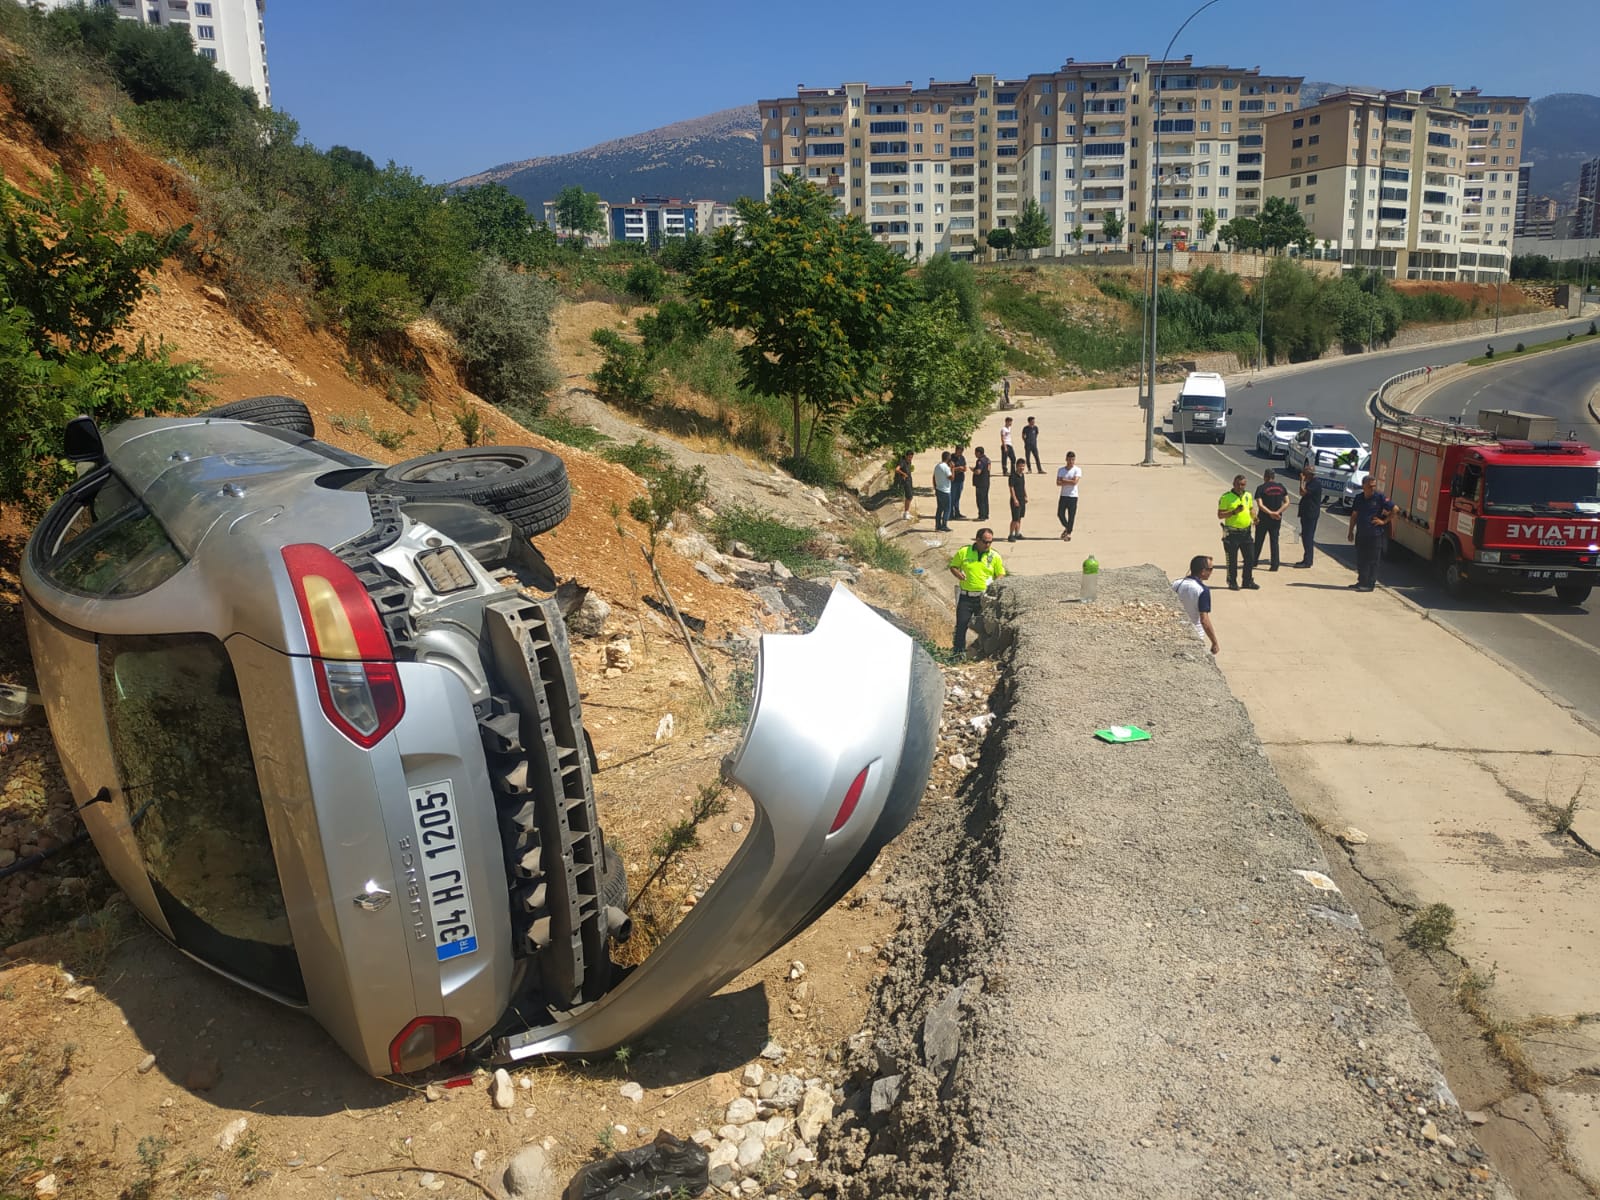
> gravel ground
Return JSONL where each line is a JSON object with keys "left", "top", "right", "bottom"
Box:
{"left": 815, "top": 567, "right": 1513, "bottom": 1199}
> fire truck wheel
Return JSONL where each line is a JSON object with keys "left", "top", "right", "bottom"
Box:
{"left": 1438, "top": 546, "right": 1468, "bottom": 597}
{"left": 1555, "top": 584, "right": 1592, "bottom": 606}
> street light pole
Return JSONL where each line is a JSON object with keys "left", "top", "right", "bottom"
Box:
{"left": 1142, "top": 0, "right": 1224, "bottom": 466}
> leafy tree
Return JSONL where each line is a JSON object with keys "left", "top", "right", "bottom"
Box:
{"left": 690, "top": 174, "right": 912, "bottom": 461}
{"left": 589, "top": 327, "right": 657, "bottom": 406}
{"left": 1218, "top": 216, "right": 1260, "bottom": 252}
{"left": 0, "top": 169, "right": 201, "bottom": 511}
{"left": 919, "top": 253, "right": 982, "bottom": 332}
{"left": 1011, "top": 199, "right": 1052, "bottom": 257}
{"left": 1070, "top": 223, "right": 1085, "bottom": 252}
{"left": 1257, "top": 196, "right": 1310, "bottom": 256}
{"left": 434, "top": 257, "right": 558, "bottom": 409}
{"left": 554, "top": 185, "right": 605, "bottom": 239}
{"left": 657, "top": 230, "right": 708, "bottom": 273}
{"left": 1198, "top": 208, "right": 1217, "bottom": 249}
{"left": 450, "top": 182, "right": 554, "bottom": 268}
{"left": 1100, "top": 210, "right": 1124, "bottom": 248}
{"left": 844, "top": 294, "right": 1004, "bottom": 456}
{"left": 983, "top": 226, "right": 1014, "bottom": 259}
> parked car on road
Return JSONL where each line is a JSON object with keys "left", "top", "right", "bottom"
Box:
{"left": 1285, "top": 426, "right": 1370, "bottom": 501}
{"left": 1255, "top": 414, "right": 1312, "bottom": 458}
{"left": 21, "top": 397, "right": 939, "bottom": 1076}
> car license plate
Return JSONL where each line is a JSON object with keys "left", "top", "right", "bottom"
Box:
{"left": 1526, "top": 571, "right": 1570, "bottom": 580}
{"left": 408, "top": 779, "right": 478, "bottom": 962}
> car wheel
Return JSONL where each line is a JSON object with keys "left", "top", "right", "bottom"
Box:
{"left": 1439, "top": 546, "right": 1468, "bottom": 597}
{"left": 600, "top": 838, "right": 629, "bottom": 916}
{"left": 1256, "top": 436, "right": 1268, "bottom": 454}
{"left": 373, "top": 446, "right": 571, "bottom": 538}
{"left": 201, "top": 395, "right": 314, "bottom": 436}
{"left": 1556, "top": 584, "right": 1592, "bottom": 605}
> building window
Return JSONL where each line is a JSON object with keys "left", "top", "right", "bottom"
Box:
{"left": 196, "top": 24, "right": 213, "bottom": 37}
{"left": 1305, "top": 193, "right": 1316, "bottom": 205}
{"left": 194, "top": 0, "right": 210, "bottom": 10}
{"left": 199, "top": 46, "right": 216, "bottom": 60}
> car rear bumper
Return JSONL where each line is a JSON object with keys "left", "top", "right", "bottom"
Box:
{"left": 1465, "top": 565, "right": 1600, "bottom": 592}
{"left": 494, "top": 585, "right": 939, "bottom": 1063}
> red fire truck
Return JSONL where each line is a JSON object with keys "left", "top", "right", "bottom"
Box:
{"left": 1369, "top": 410, "right": 1600, "bottom": 605}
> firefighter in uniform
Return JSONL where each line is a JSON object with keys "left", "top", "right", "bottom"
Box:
{"left": 1217, "top": 474, "right": 1259, "bottom": 590}
{"left": 948, "top": 528, "right": 1006, "bottom": 656}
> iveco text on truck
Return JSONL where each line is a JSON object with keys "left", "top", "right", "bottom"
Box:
{"left": 1369, "top": 409, "right": 1600, "bottom": 605}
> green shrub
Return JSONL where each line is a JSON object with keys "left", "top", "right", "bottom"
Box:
{"left": 434, "top": 257, "right": 558, "bottom": 410}
{"left": 523, "top": 412, "right": 612, "bottom": 451}
{"left": 1404, "top": 903, "right": 1456, "bottom": 951}
{"left": 590, "top": 328, "right": 658, "bottom": 406}
{"left": 709, "top": 659, "right": 756, "bottom": 729}
{"left": 636, "top": 299, "right": 707, "bottom": 351}
{"left": 601, "top": 438, "right": 671, "bottom": 477}
{"left": 624, "top": 260, "right": 667, "bottom": 303}
{"left": 710, "top": 506, "right": 827, "bottom": 575}
{"left": 847, "top": 525, "right": 912, "bottom": 573}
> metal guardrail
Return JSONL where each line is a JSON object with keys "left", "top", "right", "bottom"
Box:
{"left": 1368, "top": 365, "right": 1440, "bottom": 424}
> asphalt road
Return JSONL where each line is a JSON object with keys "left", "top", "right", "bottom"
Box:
{"left": 1170, "top": 310, "right": 1600, "bottom": 726}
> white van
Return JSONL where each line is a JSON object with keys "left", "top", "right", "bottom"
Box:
{"left": 1171, "top": 371, "right": 1231, "bottom": 444}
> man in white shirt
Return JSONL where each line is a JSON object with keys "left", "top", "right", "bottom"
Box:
{"left": 1171, "top": 555, "right": 1219, "bottom": 655}
{"left": 932, "top": 451, "right": 953, "bottom": 532}
{"left": 1056, "top": 451, "right": 1082, "bottom": 542}
{"left": 999, "top": 417, "right": 1016, "bottom": 474}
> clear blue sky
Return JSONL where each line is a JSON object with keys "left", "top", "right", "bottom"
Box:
{"left": 267, "top": 0, "right": 1594, "bottom": 185}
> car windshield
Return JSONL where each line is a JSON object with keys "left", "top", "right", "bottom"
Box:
{"left": 33, "top": 469, "right": 184, "bottom": 597}
{"left": 1181, "top": 395, "right": 1225, "bottom": 410}
{"left": 1276, "top": 419, "right": 1311, "bottom": 433}
{"left": 1315, "top": 431, "right": 1361, "bottom": 449}
{"left": 1484, "top": 465, "right": 1600, "bottom": 514}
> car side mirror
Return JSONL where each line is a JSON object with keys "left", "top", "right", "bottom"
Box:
{"left": 1227, "top": 408, "right": 1234, "bottom": 416}
{"left": 63, "top": 414, "right": 105, "bottom": 464}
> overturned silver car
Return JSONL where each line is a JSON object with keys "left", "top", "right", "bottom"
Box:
{"left": 20, "top": 397, "right": 940, "bottom": 1075}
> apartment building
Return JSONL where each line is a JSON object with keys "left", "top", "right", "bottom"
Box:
{"left": 1263, "top": 86, "right": 1521, "bottom": 281}
{"left": 1579, "top": 159, "right": 1600, "bottom": 239}
{"left": 759, "top": 56, "right": 1302, "bottom": 262}
{"left": 539, "top": 198, "right": 612, "bottom": 246}
{"left": 31, "top": 0, "right": 270, "bottom": 106}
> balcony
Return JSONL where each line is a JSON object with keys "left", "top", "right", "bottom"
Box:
{"left": 1082, "top": 167, "right": 1124, "bottom": 180}
{"left": 1083, "top": 123, "right": 1127, "bottom": 138}
{"left": 952, "top": 200, "right": 976, "bottom": 212}
{"left": 1082, "top": 187, "right": 1125, "bottom": 202}
{"left": 1236, "top": 170, "right": 1261, "bottom": 182}
{"left": 869, "top": 204, "right": 909, "bottom": 217}
{"left": 1083, "top": 100, "right": 1126, "bottom": 114}
{"left": 869, "top": 183, "right": 908, "bottom": 196}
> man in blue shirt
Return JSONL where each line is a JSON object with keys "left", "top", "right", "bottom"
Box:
{"left": 1346, "top": 475, "right": 1395, "bottom": 591}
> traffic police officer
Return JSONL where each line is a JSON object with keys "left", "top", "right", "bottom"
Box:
{"left": 948, "top": 527, "right": 1006, "bottom": 656}
{"left": 1217, "top": 474, "right": 1259, "bottom": 590}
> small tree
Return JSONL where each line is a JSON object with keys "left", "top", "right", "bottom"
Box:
{"left": 1011, "top": 199, "right": 1052, "bottom": 258}
{"left": 690, "top": 174, "right": 913, "bottom": 462}
{"left": 983, "top": 226, "right": 1014, "bottom": 260}
{"left": 553, "top": 184, "right": 605, "bottom": 241}
{"left": 919, "top": 253, "right": 982, "bottom": 332}
{"left": 1070, "top": 223, "right": 1085, "bottom": 253}
{"left": 1100, "top": 210, "right": 1125, "bottom": 248}
{"left": 1198, "top": 208, "right": 1217, "bottom": 250}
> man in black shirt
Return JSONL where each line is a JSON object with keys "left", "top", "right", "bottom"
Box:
{"left": 971, "top": 447, "right": 992, "bottom": 520}
{"left": 1346, "top": 476, "right": 1395, "bottom": 591}
{"left": 1293, "top": 466, "right": 1323, "bottom": 567}
{"left": 1022, "top": 417, "right": 1042, "bottom": 473}
{"left": 1252, "top": 468, "right": 1290, "bottom": 571}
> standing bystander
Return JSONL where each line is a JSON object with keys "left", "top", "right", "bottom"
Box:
{"left": 1217, "top": 474, "right": 1259, "bottom": 590}
{"left": 1252, "top": 469, "right": 1290, "bottom": 571}
{"left": 1007, "top": 460, "right": 1028, "bottom": 541}
{"left": 949, "top": 445, "right": 969, "bottom": 520}
{"left": 1055, "top": 451, "right": 1082, "bottom": 541}
{"left": 1000, "top": 417, "right": 1017, "bottom": 474}
{"left": 932, "top": 452, "right": 953, "bottom": 532}
{"left": 1022, "top": 416, "right": 1043, "bottom": 473}
{"left": 1293, "top": 467, "right": 1322, "bottom": 566}
{"left": 894, "top": 451, "right": 915, "bottom": 522}
{"left": 1346, "top": 475, "right": 1395, "bottom": 591}
{"left": 949, "top": 528, "right": 1006, "bottom": 656}
{"left": 971, "top": 446, "right": 992, "bottom": 521}
{"left": 1171, "top": 555, "right": 1219, "bottom": 654}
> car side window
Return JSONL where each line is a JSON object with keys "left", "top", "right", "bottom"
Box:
{"left": 32, "top": 469, "right": 184, "bottom": 597}
{"left": 100, "top": 633, "right": 305, "bottom": 1002}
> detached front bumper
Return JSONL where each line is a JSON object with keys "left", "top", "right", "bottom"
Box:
{"left": 494, "top": 585, "right": 940, "bottom": 1063}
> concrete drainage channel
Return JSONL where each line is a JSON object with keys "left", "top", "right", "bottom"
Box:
{"left": 812, "top": 569, "right": 1508, "bottom": 1199}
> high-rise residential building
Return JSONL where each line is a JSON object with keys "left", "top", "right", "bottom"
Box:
{"left": 759, "top": 56, "right": 1303, "bottom": 262}
{"left": 1578, "top": 159, "right": 1600, "bottom": 239}
{"left": 31, "top": 0, "right": 269, "bottom": 106}
{"left": 1263, "top": 86, "right": 1522, "bottom": 281}
{"left": 1515, "top": 164, "right": 1533, "bottom": 234}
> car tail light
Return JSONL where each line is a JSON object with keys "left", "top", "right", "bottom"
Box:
{"left": 389, "top": 1015, "right": 462, "bottom": 1074}
{"left": 829, "top": 765, "right": 872, "bottom": 835}
{"left": 282, "top": 544, "right": 405, "bottom": 748}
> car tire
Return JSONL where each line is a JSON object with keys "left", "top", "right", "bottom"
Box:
{"left": 600, "top": 839, "right": 629, "bottom": 915}
{"left": 1555, "top": 584, "right": 1592, "bottom": 605}
{"left": 201, "top": 395, "right": 314, "bottom": 436}
{"left": 1439, "top": 545, "right": 1468, "bottom": 597}
{"left": 373, "top": 446, "right": 571, "bottom": 538}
